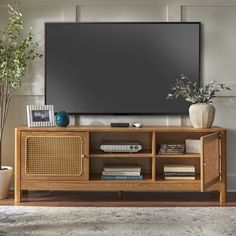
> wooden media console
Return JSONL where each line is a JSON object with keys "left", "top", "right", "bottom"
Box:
{"left": 14, "top": 126, "right": 226, "bottom": 203}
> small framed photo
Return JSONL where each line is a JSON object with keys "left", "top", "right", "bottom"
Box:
{"left": 27, "top": 105, "right": 55, "bottom": 127}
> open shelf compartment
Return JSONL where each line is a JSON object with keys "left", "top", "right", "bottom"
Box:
{"left": 89, "top": 156, "right": 153, "bottom": 181}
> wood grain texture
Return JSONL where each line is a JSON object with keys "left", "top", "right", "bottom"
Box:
{"left": 220, "top": 130, "right": 227, "bottom": 203}
{"left": 21, "top": 180, "right": 201, "bottom": 191}
{"left": 152, "top": 132, "right": 156, "bottom": 181}
{"left": 89, "top": 151, "right": 152, "bottom": 158}
{"left": 14, "top": 129, "right": 21, "bottom": 203}
{"left": 16, "top": 126, "right": 226, "bottom": 133}
{"left": 156, "top": 154, "right": 200, "bottom": 158}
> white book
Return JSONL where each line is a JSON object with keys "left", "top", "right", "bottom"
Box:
{"left": 164, "top": 165, "right": 195, "bottom": 172}
{"left": 103, "top": 165, "right": 141, "bottom": 172}
{"left": 164, "top": 176, "right": 196, "bottom": 180}
{"left": 102, "top": 171, "right": 141, "bottom": 176}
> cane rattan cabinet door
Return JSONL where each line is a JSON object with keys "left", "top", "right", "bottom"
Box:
{"left": 21, "top": 132, "right": 89, "bottom": 181}
{"left": 200, "top": 133, "right": 220, "bottom": 191}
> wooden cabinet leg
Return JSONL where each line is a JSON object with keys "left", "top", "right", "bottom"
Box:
{"left": 117, "top": 191, "right": 123, "bottom": 199}
{"left": 14, "top": 186, "right": 21, "bottom": 204}
{"left": 15, "top": 191, "right": 21, "bottom": 204}
{"left": 220, "top": 185, "right": 226, "bottom": 204}
{"left": 15, "top": 129, "right": 22, "bottom": 204}
{"left": 220, "top": 130, "right": 227, "bottom": 204}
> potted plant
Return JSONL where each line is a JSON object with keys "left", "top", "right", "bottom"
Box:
{"left": 167, "top": 74, "right": 231, "bottom": 128}
{"left": 0, "top": 5, "right": 41, "bottom": 199}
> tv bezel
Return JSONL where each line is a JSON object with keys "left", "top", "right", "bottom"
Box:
{"left": 45, "top": 22, "right": 201, "bottom": 115}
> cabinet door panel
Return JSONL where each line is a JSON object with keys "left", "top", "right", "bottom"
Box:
{"left": 201, "top": 133, "right": 220, "bottom": 191}
{"left": 21, "top": 132, "right": 89, "bottom": 181}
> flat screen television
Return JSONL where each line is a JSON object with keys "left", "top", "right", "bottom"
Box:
{"left": 45, "top": 22, "right": 200, "bottom": 114}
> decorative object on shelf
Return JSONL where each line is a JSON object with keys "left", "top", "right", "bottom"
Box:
{"left": 55, "top": 111, "right": 70, "bottom": 127}
{"left": 167, "top": 74, "right": 231, "bottom": 128}
{"left": 27, "top": 105, "right": 55, "bottom": 127}
{"left": 0, "top": 5, "right": 41, "bottom": 199}
{"left": 185, "top": 139, "right": 201, "bottom": 153}
{"left": 188, "top": 103, "right": 215, "bottom": 128}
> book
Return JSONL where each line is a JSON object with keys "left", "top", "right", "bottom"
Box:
{"left": 103, "top": 165, "right": 141, "bottom": 172}
{"left": 158, "top": 144, "right": 185, "bottom": 149}
{"left": 159, "top": 150, "right": 184, "bottom": 154}
{"left": 159, "top": 144, "right": 185, "bottom": 148}
{"left": 158, "top": 144, "right": 185, "bottom": 154}
{"left": 102, "top": 171, "right": 141, "bottom": 176}
{"left": 164, "top": 176, "right": 196, "bottom": 180}
{"left": 159, "top": 147, "right": 185, "bottom": 151}
{"left": 164, "top": 172, "right": 196, "bottom": 176}
{"left": 164, "top": 165, "right": 195, "bottom": 172}
{"left": 101, "top": 175, "right": 143, "bottom": 180}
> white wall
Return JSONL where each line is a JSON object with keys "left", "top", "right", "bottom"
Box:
{"left": 1, "top": 0, "right": 236, "bottom": 191}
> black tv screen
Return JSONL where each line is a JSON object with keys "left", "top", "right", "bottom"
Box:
{"left": 45, "top": 22, "right": 200, "bottom": 114}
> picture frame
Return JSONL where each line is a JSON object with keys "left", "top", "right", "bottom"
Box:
{"left": 27, "top": 105, "right": 55, "bottom": 127}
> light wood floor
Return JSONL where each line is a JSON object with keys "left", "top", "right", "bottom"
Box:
{"left": 1, "top": 191, "right": 236, "bottom": 207}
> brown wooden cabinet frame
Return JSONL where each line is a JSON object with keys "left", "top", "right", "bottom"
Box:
{"left": 14, "top": 126, "right": 227, "bottom": 203}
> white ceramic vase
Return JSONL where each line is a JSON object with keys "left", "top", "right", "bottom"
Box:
{"left": 0, "top": 166, "right": 13, "bottom": 199}
{"left": 189, "top": 103, "right": 215, "bottom": 128}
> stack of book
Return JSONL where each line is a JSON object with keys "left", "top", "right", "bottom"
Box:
{"left": 158, "top": 143, "right": 185, "bottom": 154}
{"left": 101, "top": 165, "right": 143, "bottom": 180}
{"left": 164, "top": 165, "right": 196, "bottom": 180}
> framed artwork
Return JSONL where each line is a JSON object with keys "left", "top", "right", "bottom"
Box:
{"left": 27, "top": 105, "right": 55, "bottom": 127}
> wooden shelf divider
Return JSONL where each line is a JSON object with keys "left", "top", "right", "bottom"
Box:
{"left": 156, "top": 153, "right": 201, "bottom": 158}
